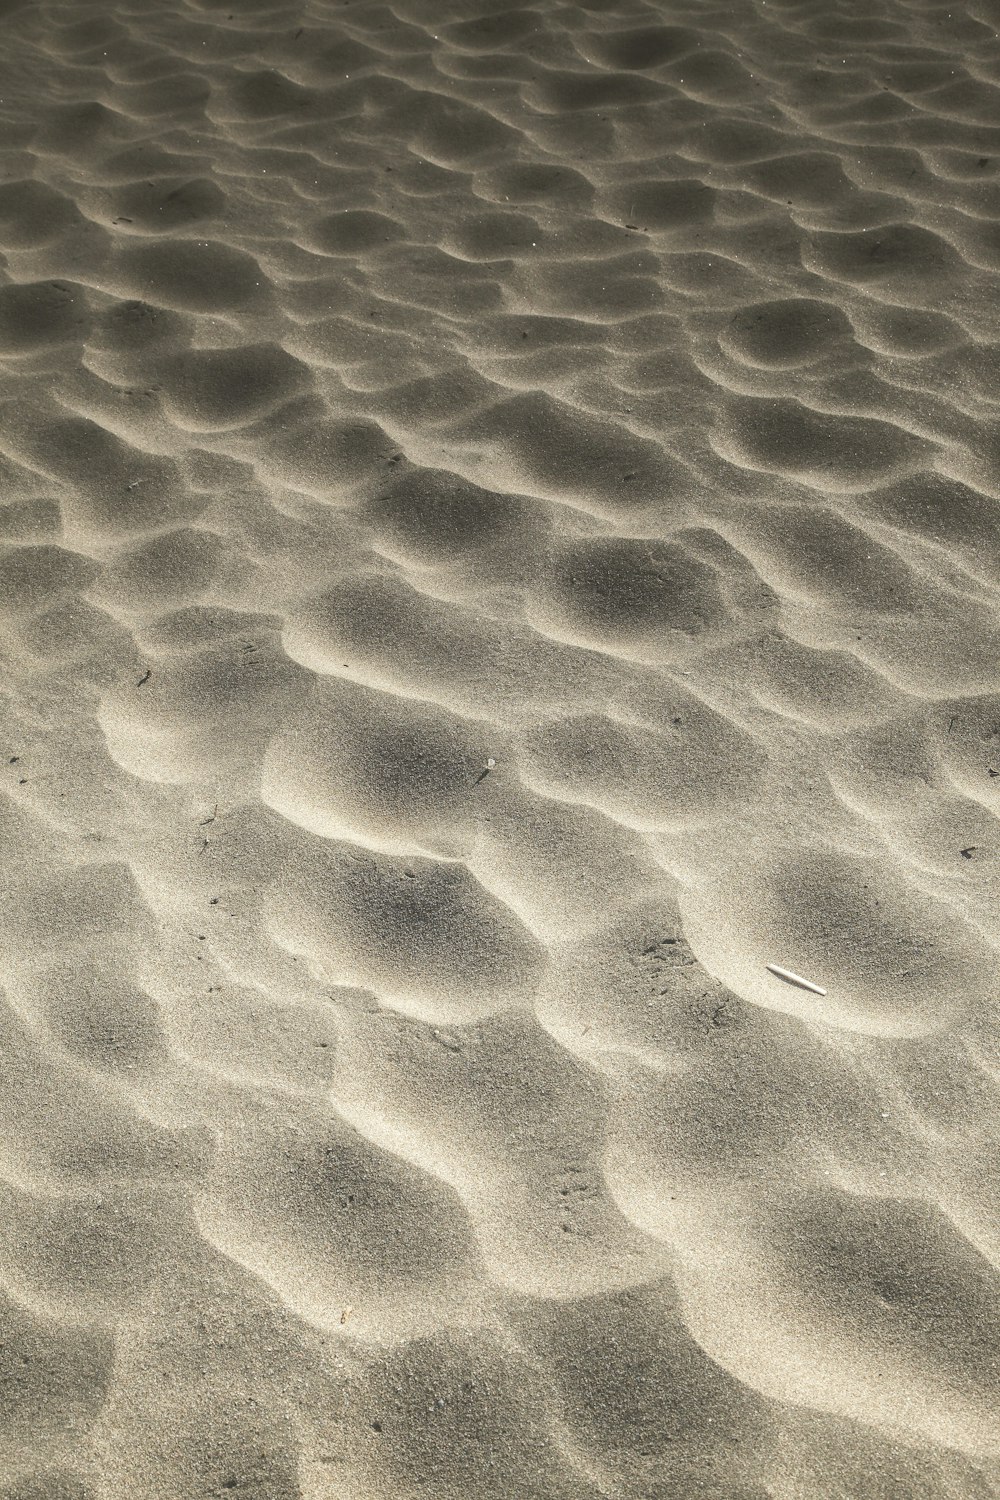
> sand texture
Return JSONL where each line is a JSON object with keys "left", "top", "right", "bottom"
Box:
{"left": 2, "top": 0, "right": 1000, "bottom": 1493}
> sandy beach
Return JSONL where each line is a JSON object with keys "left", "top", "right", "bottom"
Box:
{"left": 2, "top": 0, "right": 1000, "bottom": 1494}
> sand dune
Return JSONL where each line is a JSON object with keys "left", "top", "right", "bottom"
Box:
{"left": 2, "top": 0, "right": 1000, "bottom": 1493}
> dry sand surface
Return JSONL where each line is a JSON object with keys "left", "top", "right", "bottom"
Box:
{"left": 1, "top": 0, "right": 1000, "bottom": 1494}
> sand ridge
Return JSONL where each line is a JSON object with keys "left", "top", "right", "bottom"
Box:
{"left": 2, "top": 0, "right": 1000, "bottom": 1494}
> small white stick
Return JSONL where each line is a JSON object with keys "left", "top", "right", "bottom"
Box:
{"left": 766, "top": 963, "right": 827, "bottom": 996}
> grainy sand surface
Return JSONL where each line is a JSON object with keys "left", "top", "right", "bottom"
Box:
{"left": 2, "top": 0, "right": 1000, "bottom": 1494}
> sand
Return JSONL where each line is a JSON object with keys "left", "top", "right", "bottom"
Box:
{"left": 1, "top": 0, "right": 999, "bottom": 1494}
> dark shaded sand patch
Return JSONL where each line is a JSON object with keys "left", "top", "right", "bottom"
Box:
{"left": 140, "top": 602, "right": 274, "bottom": 653}
{"left": 335, "top": 1006, "right": 613, "bottom": 1187}
{"left": 395, "top": 93, "right": 522, "bottom": 166}
{"left": 28, "top": 955, "right": 166, "bottom": 1078}
{"left": 742, "top": 152, "right": 854, "bottom": 208}
{"left": 88, "top": 298, "right": 188, "bottom": 360}
{"left": 736, "top": 632, "right": 908, "bottom": 728}
{"left": 368, "top": 245, "right": 505, "bottom": 318}
{"left": 726, "top": 505, "right": 921, "bottom": 614}
{"left": 0, "top": 1291, "right": 113, "bottom": 1453}
{"left": 339, "top": 1330, "right": 601, "bottom": 1500}
{"left": 96, "top": 143, "right": 206, "bottom": 183}
{"left": 0, "top": 545, "right": 99, "bottom": 615}
{"left": 606, "top": 177, "right": 715, "bottom": 230}
{"left": 268, "top": 838, "right": 544, "bottom": 1020}
{"left": 0, "top": 181, "right": 82, "bottom": 248}
{"left": 284, "top": 573, "right": 564, "bottom": 717}
{"left": 92, "top": 527, "right": 224, "bottom": 610}
{"left": 0, "top": 1177, "right": 191, "bottom": 1322}
{"left": 4, "top": 411, "right": 195, "bottom": 536}
{"left": 33, "top": 101, "right": 130, "bottom": 157}
{"left": 0, "top": 499, "right": 61, "bottom": 540}
{"left": 475, "top": 161, "right": 594, "bottom": 209}
{"left": 606, "top": 996, "right": 888, "bottom": 1185}
{"left": 531, "top": 536, "right": 729, "bottom": 652}
{"left": 581, "top": 24, "right": 702, "bottom": 71}
{"left": 363, "top": 466, "right": 535, "bottom": 565}
{"left": 0, "top": 281, "right": 90, "bottom": 353}
{"left": 108, "top": 177, "right": 225, "bottom": 231}
{"left": 114, "top": 240, "right": 269, "bottom": 313}
{"left": 220, "top": 68, "right": 321, "bottom": 119}
{"left": 444, "top": 9, "right": 543, "bottom": 53}
{"left": 308, "top": 209, "right": 407, "bottom": 256}
{"left": 526, "top": 70, "right": 663, "bottom": 114}
{"left": 99, "top": 637, "right": 311, "bottom": 783}
{"left": 44, "top": 13, "right": 126, "bottom": 55}
{"left": 303, "top": 37, "right": 381, "bottom": 76}
{"left": 919, "top": 77, "right": 1000, "bottom": 122}
{"left": 720, "top": 298, "right": 853, "bottom": 368}
{"left": 660, "top": 251, "right": 763, "bottom": 299}
{"left": 681, "top": 841, "right": 990, "bottom": 1036}
{"left": 19, "top": 597, "right": 134, "bottom": 671}
{"left": 469, "top": 311, "right": 606, "bottom": 357}
{"left": 858, "top": 472, "right": 1000, "bottom": 574}
{"left": 0, "top": 996, "right": 207, "bottom": 1190}
{"left": 262, "top": 673, "right": 495, "bottom": 851}
{"left": 665, "top": 48, "right": 756, "bottom": 102}
{"left": 368, "top": 366, "right": 502, "bottom": 429}
{"left": 806, "top": 224, "right": 963, "bottom": 286}
{"left": 0, "top": 862, "right": 156, "bottom": 955}
{"left": 521, "top": 698, "right": 763, "bottom": 826}
{"left": 115, "top": 73, "right": 211, "bottom": 121}
{"left": 204, "top": 1094, "right": 481, "bottom": 1320}
{"left": 508, "top": 1282, "right": 774, "bottom": 1489}
{"left": 716, "top": 396, "right": 930, "bottom": 486}
{"left": 470, "top": 787, "right": 665, "bottom": 944}
{"left": 531, "top": 257, "right": 665, "bottom": 321}
{"left": 453, "top": 391, "right": 675, "bottom": 511}
{"left": 446, "top": 209, "right": 542, "bottom": 260}
{"left": 1, "top": 1473, "right": 98, "bottom": 1500}
{"left": 156, "top": 343, "right": 312, "bottom": 430}
{"left": 690, "top": 119, "right": 790, "bottom": 164}
{"left": 705, "top": 1188, "right": 1000, "bottom": 1449}
{"left": 251, "top": 405, "right": 391, "bottom": 497}
{"left": 98, "top": 1384, "right": 304, "bottom": 1500}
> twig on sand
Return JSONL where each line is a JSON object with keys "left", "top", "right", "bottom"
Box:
{"left": 766, "top": 963, "right": 827, "bottom": 996}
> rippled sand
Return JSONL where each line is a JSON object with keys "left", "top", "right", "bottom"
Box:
{"left": 2, "top": 0, "right": 1000, "bottom": 1494}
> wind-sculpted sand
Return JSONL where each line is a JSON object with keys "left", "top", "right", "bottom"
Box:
{"left": 2, "top": 0, "right": 1000, "bottom": 1494}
